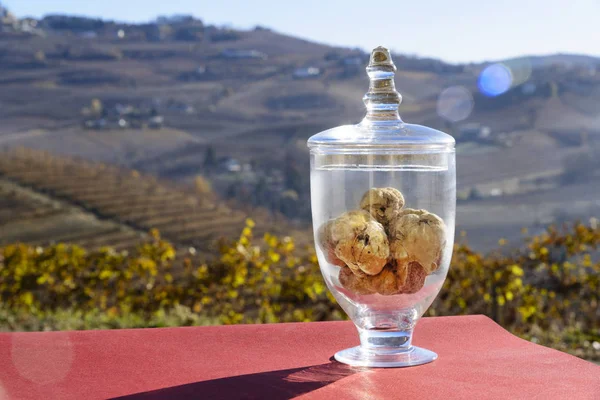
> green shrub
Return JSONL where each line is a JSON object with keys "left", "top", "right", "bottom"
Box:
{"left": 0, "top": 219, "right": 598, "bottom": 360}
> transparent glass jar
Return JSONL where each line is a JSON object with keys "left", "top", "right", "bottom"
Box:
{"left": 308, "top": 47, "right": 456, "bottom": 367}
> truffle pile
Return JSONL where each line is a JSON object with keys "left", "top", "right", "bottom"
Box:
{"left": 318, "top": 187, "right": 446, "bottom": 296}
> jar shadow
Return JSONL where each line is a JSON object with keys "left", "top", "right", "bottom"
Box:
{"left": 111, "top": 360, "right": 364, "bottom": 400}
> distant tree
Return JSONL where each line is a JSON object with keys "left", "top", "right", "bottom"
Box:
{"left": 283, "top": 155, "right": 303, "bottom": 194}
{"left": 279, "top": 190, "right": 299, "bottom": 217}
{"left": 42, "top": 15, "right": 105, "bottom": 32}
{"left": 223, "top": 184, "right": 233, "bottom": 198}
{"left": 324, "top": 51, "right": 341, "bottom": 62}
{"left": 468, "top": 187, "right": 483, "bottom": 201}
{"left": 209, "top": 29, "right": 240, "bottom": 42}
{"left": 549, "top": 81, "right": 559, "bottom": 98}
{"left": 174, "top": 26, "right": 204, "bottom": 42}
{"left": 203, "top": 146, "right": 217, "bottom": 170}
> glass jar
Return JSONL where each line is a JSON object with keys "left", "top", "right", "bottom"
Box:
{"left": 308, "top": 47, "right": 456, "bottom": 367}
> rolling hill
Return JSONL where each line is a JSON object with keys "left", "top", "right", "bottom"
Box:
{"left": 0, "top": 11, "right": 599, "bottom": 251}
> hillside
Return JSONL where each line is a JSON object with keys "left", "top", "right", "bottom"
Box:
{"left": 0, "top": 11, "right": 599, "bottom": 251}
{"left": 0, "top": 148, "right": 304, "bottom": 257}
{"left": 0, "top": 176, "right": 147, "bottom": 250}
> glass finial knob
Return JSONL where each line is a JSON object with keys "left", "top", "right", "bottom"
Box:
{"left": 362, "top": 46, "right": 403, "bottom": 123}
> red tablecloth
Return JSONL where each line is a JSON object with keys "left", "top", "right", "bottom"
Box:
{"left": 0, "top": 315, "right": 597, "bottom": 399}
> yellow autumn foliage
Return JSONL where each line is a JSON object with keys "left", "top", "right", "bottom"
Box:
{"left": 0, "top": 219, "right": 598, "bottom": 360}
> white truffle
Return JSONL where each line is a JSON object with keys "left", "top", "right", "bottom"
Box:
{"left": 330, "top": 210, "right": 389, "bottom": 275}
{"left": 317, "top": 220, "right": 346, "bottom": 267}
{"left": 338, "top": 266, "right": 376, "bottom": 295}
{"left": 388, "top": 208, "right": 446, "bottom": 274}
{"left": 360, "top": 187, "right": 405, "bottom": 226}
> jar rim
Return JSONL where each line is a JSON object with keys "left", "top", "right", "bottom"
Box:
{"left": 307, "top": 123, "right": 456, "bottom": 152}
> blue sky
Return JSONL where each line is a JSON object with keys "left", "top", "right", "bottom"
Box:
{"left": 4, "top": 0, "right": 600, "bottom": 63}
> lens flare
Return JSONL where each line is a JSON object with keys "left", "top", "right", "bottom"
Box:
{"left": 11, "top": 332, "right": 74, "bottom": 385}
{"left": 0, "top": 381, "right": 7, "bottom": 400}
{"left": 478, "top": 64, "right": 512, "bottom": 97}
{"left": 437, "top": 86, "right": 474, "bottom": 122}
{"left": 504, "top": 58, "right": 532, "bottom": 87}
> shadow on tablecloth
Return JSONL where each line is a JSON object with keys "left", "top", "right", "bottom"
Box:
{"left": 111, "top": 360, "right": 364, "bottom": 400}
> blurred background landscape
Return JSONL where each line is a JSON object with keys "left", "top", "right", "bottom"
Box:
{"left": 0, "top": 1, "right": 597, "bottom": 360}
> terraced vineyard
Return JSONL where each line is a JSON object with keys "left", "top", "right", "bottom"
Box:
{"left": 0, "top": 148, "right": 293, "bottom": 257}
{"left": 0, "top": 177, "right": 148, "bottom": 251}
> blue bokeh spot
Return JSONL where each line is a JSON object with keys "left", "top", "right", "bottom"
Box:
{"left": 478, "top": 64, "right": 512, "bottom": 97}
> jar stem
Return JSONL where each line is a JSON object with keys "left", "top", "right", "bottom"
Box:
{"left": 358, "top": 327, "right": 414, "bottom": 354}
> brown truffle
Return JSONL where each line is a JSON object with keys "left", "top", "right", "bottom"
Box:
{"left": 360, "top": 187, "right": 405, "bottom": 226}
{"left": 398, "top": 261, "right": 428, "bottom": 294}
{"left": 394, "top": 261, "right": 409, "bottom": 288}
{"left": 340, "top": 261, "right": 419, "bottom": 296}
{"left": 317, "top": 220, "right": 345, "bottom": 267}
{"left": 388, "top": 208, "right": 446, "bottom": 274}
{"left": 339, "top": 266, "right": 375, "bottom": 295}
{"left": 330, "top": 210, "right": 389, "bottom": 275}
{"left": 369, "top": 264, "right": 401, "bottom": 295}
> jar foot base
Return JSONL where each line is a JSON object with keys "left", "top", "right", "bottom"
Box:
{"left": 334, "top": 345, "right": 437, "bottom": 368}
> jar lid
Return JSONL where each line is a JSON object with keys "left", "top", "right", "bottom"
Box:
{"left": 307, "top": 46, "right": 455, "bottom": 152}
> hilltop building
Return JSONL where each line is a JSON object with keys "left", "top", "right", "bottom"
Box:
{"left": 293, "top": 67, "right": 321, "bottom": 79}
{"left": 221, "top": 48, "right": 267, "bottom": 60}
